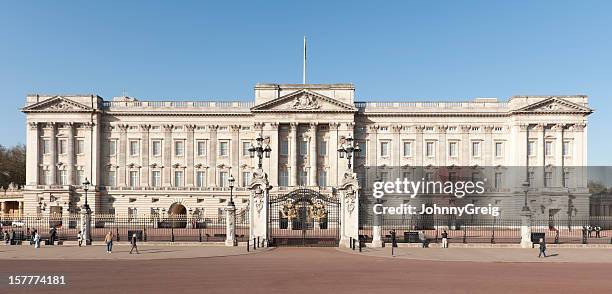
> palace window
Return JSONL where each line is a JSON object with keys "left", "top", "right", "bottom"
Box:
{"left": 219, "top": 141, "right": 229, "bottom": 156}
{"left": 319, "top": 140, "right": 327, "bottom": 156}
{"left": 279, "top": 169, "right": 289, "bottom": 186}
{"left": 196, "top": 171, "right": 206, "bottom": 187}
{"left": 58, "top": 139, "right": 67, "bottom": 154}
{"left": 242, "top": 141, "right": 251, "bottom": 156}
{"left": 151, "top": 171, "right": 161, "bottom": 187}
{"left": 380, "top": 141, "right": 390, "bottom": 157}
{"left": 107, "top": 170, "right": 116, "bottom": 187}
{"left": 129, "top": 140, "right": 139, "bottom": 156}
{"left": 402, "top": 171, "right": 412, "bottom": 180}
{"left": 59, "top": 170, "right": 67, "bottom": 185}
{"left": 544, "top": 171, "right": 553, "bottom": 187}
{"left": 197, "top": 141, "right": 206, "bottom": 156}
{"left": 495, "top": 142, "right": 504, "bottom": 157}
{"left": 76, "top": 170, "right": 85, "bottom": 185}
{"left": 108, "top": 140, "right": 117, "bottom": 156}
{"left": 42, "top": 139, "right": 50, "bottom": 154}
{"left": 380, "top": 172, "right": 389, "bottom": 182}
{"left": 403, "top": 141, "right": 412, "bottom": 157}
{"left": 42, "top": 170, "right": 51, "bottom": 185}
{"left": 471, "top": 141, "right": 481, "bottom": 157}
{"left": 76, "top": 139, "right": 85, "bottom": 155}
{"left": 528, "top": 141, "right": 536, "bottom": 156}
{"left": 495, "top": 172, "right": 503, "bottom": 190}
{"left": 280, "top": 140, "right": 289, "bottom": 156}
{"left": 129, "top": 171, "right": 139, "bottom": 187}
{"left": 219, "top": 171, "right": 228, "bottom": 187}
{"left": 300, "top": 140, "right": 308, "bottom": 156}
{"left": 318, "top": 170, "right": 327, "bottom": 187}
{"left": 562, "top": 141, "right": 571, "bottom": 156}
{"left": 425, "top": 142, "right": 435, "bottom": 157}
{"left": 545, "top": 141, "right": 553, "bottom": 156}
{"left": 563, "top": 171, "right": 570, "bottom": 187}
{"left": 242, "top": 171, "right": 252, "bottom": 187}
{"left": 448, "top": 142, "right": 457, "bottom": 157}
{"left": 174, "top": 170, "right": 184, "bottom": 187}
{"left": 152, "top": 140, "right": 162, "bottom": 156}
{"left": 174, "top": 140, "right": 185, "bottom": 156}
{"left": 299, "top": 170, "right": 308, "bottom": 186}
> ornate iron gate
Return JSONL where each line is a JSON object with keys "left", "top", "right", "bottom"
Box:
{"left": 268, "top": 188, "right": 340, "bottom": 247}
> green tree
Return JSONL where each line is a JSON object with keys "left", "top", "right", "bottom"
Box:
{"left": 0, "top": 144, "right": 26, "bottom": 188}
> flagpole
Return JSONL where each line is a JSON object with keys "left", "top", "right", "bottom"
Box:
{"left": 303, "top": 36, "right": 306, "bottom": 84}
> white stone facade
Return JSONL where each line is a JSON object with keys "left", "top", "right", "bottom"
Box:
{"left": 21, "top": 83, "right": 592, "bottom": 220}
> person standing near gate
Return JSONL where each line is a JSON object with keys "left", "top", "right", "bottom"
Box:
{"left": 33, "top": 230, "right": 40, "bottom": 248}
{"left": 129, "top": 233, "right": 139, "bottom": 254}
{"left": 389, "top": 229, "right": 397, "bottom": 256}
{"left": 105, "top": 231, "right": 113, "bottom": 253}
{"left": 441, "top": 230, "right": 449, "bottom": 248}
{"left": 538, "top": 238, "right": 547, "bottom": 258}
{"left": 49, "top": 226, "right": 57, "bottom": 245}
{"left": 77, "top": 230, "right": 83, "bottom": 247}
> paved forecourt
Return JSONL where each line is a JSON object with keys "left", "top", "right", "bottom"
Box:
{"left": 1, "top": 247, "right": 612, "bottom": 294}
{"left": 0, "top": 244, "right": 265, "bottom": 260}
{"left": 342, "top": 247, "right": 612, "bottom": 263}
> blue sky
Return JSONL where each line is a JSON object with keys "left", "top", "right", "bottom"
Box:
{"left": 1, "top": 1, "right": 610, "bottom": 165}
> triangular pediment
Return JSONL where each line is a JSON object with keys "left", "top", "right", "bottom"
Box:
{"left": 251, "top": 90, "right": 357, "bottom": 112}
{"left": 22, "top": 96, "right": 94, "bottom": 113}
{"left": 513, "top": 97, "right": 592, "bottom": 114}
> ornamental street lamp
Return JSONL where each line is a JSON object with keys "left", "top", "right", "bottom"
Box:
{"left": 522, "top": 181, "right": 530, "bottom": 212}
{"left": 228, "top": 174, "right": 235, "bottom": 206}
{"left": 248, "top": 133, "right": 272, "bottom": 170}
{"left": 337, "top": 135, "right": 361, "bottom": 169}
{"left": 82, "top": 178, "right": 91, "bottom": 212}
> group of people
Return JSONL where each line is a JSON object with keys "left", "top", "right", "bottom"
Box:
{"left": 104, "top": 231, "right": 139, "bottom": 254}
{"left": 388, "top": 229, "right": 450, "bottom": 248}
{"left": 583, "top": 225, "right": 603, "bottom": 238}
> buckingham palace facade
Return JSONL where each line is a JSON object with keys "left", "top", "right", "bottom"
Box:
{"left": 21, "top": 83, "right": 593, "bottom": 220}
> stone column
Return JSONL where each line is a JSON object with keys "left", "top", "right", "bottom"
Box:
{"left": 484, "top": 125, "right": 494, "bottom": 166}
{"left": 26, "top": 122, "right": 40, "bottom": 186}
{"left": 186, "top": 125, "right": 196, "bottom": 186}
{"left": 553, "top": 124, "right": 564, "bottom": 186}
{"left": 534, "top": 123, "right": 545, "bottom": 186}
{"left": 225, "top": 201, "right": 237, "bottom": 246}
{"left": 163, "top": 124, "right": 173, "bottom": 186}
{"left": 249, "top": 171, "right": 270, "bottom": 241}
{"left": 66, "top": 123, "right": 75, "bottom": 185}
{"left": 140, "top": 124, "right": 151, "bottom": 186}
{"left": 266, "top": 123, "right": 280, "bottom": 188}
{"left": 371, "top": 199, "right": 383, "bottom": 248}
{"left": 289, "top": 122, "right": 298, "bottom": 187}
{"left": 118, "top": 124, "right": 129, "bottom": 187}
{"left": 309, "top": 122, "right": 317, "bottom": 186}
{"left": 520, "top": 206, "right": 533, "bottom": 248}
{"left": 339, "top": 173, "right": 359, "bottom": 248}
{"left": 230, "top": 125, "right": 240, "bottom": 181}
{"left": 49, "top": 123, "right": 58, "bottom": 185}
{"left": 414, "top": 125, "right": 424, "bottom": 179}
{"left": 80, "top": 207, "right": 92, "bottom": 246}
{"left": 328, "top": 123, "right": 340, "bottom": 187}
{"left": 460, "top": 125, "right": 470, "bottom": 167}
{"left": 207, "top": 125, "right": 218, "bottom": 187}
{"left": 437, "top": 125, "right": 448, "bottom": 167}
{"left": 392, "top": 125, "right": 401, "bottom": 179}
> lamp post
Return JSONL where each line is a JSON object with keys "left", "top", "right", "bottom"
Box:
{"left": 520, "top": 181, "right": 532, "bottom": 248}
{"left": 228, "top": 174, "right": 235, "bottom": 206}
{"left": 337, "top": 135, "right": 361, "bottom": 170}
{"left": 249, "top": 133, "right": 272, "bottom": 170}
{"left": 81, "top": 178, "right": 92, "bottom": 245}
{"left": 225, "top": 174, "right": 237, "bottom": 246}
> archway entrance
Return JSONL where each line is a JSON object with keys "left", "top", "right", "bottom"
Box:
{"left": 268, "top": 188, "right": 340, "bottom": 247}
{"left": 167, "top": 203, "right": 187, "bottom": 228}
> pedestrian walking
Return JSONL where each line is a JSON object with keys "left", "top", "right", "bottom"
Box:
{"left": 77, "top": 231, "right": 83, "bottom": 247}
{"left": 595, "top": 226, "right": 601, "bottom": 238}
{"left": 105, "top": 231, "right": 113, "bottom": 253}
{"left": 587, "top": 225, "right": 593, "bottom": 237}
{"left": 9, "top": 229, "right": 16, "bottom": 245}
{"left": 441, "top": 230, "right": 449, "bottom": 248}
{"left": 129, "top": 233, "right": 139, "bottom": 254}
{"left": 33, "top": 230, "right": 40, "bottom": 248}
{"left": 418, "top": 230, "right": 427, "bottom": 248}
{"left": 3, "top": 230, "right": 8, "bottom": 245}
{"left": 49, "top": 226, "right": 57, "bottom": 245}
{"left": 30, "top": 229, "right": 36, "bottom": 245}
{"left": 538, "top": 238, "right": 547, "bottom": 258}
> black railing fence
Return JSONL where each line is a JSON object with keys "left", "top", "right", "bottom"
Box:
{"left": 359, "top": 215, "right": 612, "bottom": 244}
{"left": 0, "top": 214, "right": 249, "bottom": 243}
